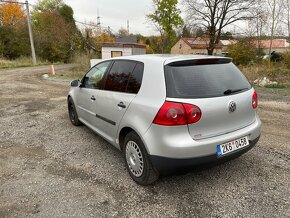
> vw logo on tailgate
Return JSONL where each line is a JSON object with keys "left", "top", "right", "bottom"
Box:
{"left": 228, "top": 101, "right": 237, "bottom": 113}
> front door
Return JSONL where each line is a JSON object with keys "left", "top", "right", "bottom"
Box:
{"left": 76, "top": 61, "right": 112, "bottom": 127}
{"left": 93, "top": 60, "right": 144, "bottom": 142}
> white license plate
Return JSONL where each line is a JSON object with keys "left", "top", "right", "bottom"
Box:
{"left": 217, "top": 136, "right": 249, "bottom": 156}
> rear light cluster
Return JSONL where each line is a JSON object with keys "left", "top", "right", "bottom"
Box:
{"left": 153, "top": 101, "right": 202, "bottom": 126}
{"left": 252, "top": 91, "right": 258, "bottom": 109}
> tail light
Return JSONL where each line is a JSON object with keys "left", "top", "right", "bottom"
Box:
{"left": 153, "top": 101, "right": 202, "bottom": 126}
{"left": 252, "top": 91, "right": 258, "bottom": 109}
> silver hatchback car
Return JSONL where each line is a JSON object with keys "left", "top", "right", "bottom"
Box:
{"left": 68, "top": 55, "right": 261, "bottom": 185}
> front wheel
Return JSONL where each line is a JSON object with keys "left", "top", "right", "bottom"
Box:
{"left": 68, "top": 97, "right": 82, "bottom": 126}
{"left": 123, "top": 132, "right": 159, "bottom": 185}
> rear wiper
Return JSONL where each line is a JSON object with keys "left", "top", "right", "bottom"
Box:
{"left": 224, "top": 88, "right": 248, "bottom": 95}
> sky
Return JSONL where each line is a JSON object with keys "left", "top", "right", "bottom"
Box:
{"left": 30, "top": 0, "right": 159, "bottom": 36}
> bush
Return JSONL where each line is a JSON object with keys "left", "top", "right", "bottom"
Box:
{"left": 227, "top": 39, "right": 257, "bottom": 65}
{"left": 70, "top": 52, "right": 91, "bottom": 72}
{"left": 282, "top": 51, "right": 290, "bottom": 68}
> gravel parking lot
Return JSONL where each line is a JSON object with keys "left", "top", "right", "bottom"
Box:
{"left": 0, "top": 65, "right": 289, "bottom": 217}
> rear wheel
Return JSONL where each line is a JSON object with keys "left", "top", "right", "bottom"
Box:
{"left": 123, "top": 132, "right": 159, "bottom": 185}
{"left": 68, "top": 97, "right": 82, "bottom": 126}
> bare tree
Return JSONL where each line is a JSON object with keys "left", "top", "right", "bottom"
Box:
{"left": 283, "top": 0, "right": 290, "bottom": 41}
{"left": 267, "top": 0, "right": 285, "bottom": 56}
{"left": 183, "top": 0, "right": 254, "bottom": 55}
{"left": 247, "top": 0, "right": 268, "bottom": 54}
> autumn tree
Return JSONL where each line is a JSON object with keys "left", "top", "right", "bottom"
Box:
{"left": 183, "top": 0, "right": 254, "bottom": 55}
{"left": 0, "top": 1, "right": 30, "bottom": 59}
{"left": 0, "top": 1, "right": 26, "bottom": 26}
{"left": 32, "top": 0, "right": 82, "bottom": 62}
{"left": 147, "top": 0, "right": 183, "bottom": 53}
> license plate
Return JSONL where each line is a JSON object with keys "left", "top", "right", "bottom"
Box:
{"left": 217, "top": 136, "right": 249, "bottom": 156}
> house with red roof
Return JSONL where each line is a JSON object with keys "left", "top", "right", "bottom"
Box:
{"left": 171, "top": 37, "right": 223, "bottom": 55}
{"left": 254, "top": 39, "right": 289, "bottom": 54}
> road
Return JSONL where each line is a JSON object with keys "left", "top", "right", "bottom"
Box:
{"left": 0, "top": 65, "right": 289, "bottom": 217}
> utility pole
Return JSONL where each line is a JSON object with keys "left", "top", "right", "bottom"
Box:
{"left": 25, "top": 0, "right": 36, "bottom": 65}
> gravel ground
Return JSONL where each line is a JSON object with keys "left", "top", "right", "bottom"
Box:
{"left": 0, "top": 65, "right": 289, "bottom": 218}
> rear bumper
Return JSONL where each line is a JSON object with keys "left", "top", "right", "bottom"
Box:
{"left": 150, "top": 135, "right": 260, "bottom": 173}
{"left": 143, "top": 116, "right": 261, "bottom": 158}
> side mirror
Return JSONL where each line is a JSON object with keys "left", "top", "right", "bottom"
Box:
{"left": 70, "top": 79, "right": 80, "bottom": 87}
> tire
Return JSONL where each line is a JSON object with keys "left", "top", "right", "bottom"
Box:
{"left": 68, "top": 97, "right": 82, "bottom": 126}
{"left": 123, "top": 131, "right": 159, "bottom": 185}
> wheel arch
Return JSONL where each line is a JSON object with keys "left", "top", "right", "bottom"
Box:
{"left": 118, "top": 126, "right": 149, "bottom": 154}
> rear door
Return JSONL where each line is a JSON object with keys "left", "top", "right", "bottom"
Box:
{"left": 93, "top": 60, "right": 144, "bottom": 141}
{"left": 164, "top": 59, "right": 255, "bottom": 140}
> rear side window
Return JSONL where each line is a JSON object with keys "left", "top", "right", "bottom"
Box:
{"left": 164, "top": 62, "right": 251, "bottom": 98}
{"left": 126, "top": 63, "right": 144, "bottom": 94}
{"left": 104, "top": 60, "right": 143, "bottom": 94}
{"left": 104, "top": 61, "right": 136, "bottom": 92}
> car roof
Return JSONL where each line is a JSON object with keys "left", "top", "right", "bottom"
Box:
{"left": 105, "top": 54, "right": 232, "bottom": 65}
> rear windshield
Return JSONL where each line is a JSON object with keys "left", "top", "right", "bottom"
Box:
{"left": 164, "top": 62, "right": 251, "bottom": 98}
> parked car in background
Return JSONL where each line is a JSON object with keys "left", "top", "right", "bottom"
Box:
{"left": 68, "top": 55, "right": 261, "bottom": 185}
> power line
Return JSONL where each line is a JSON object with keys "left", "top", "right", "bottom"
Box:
{"left": 0, "top": 0, "right": 25, "bottom": 4}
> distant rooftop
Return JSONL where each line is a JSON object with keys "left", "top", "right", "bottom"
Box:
{"left": 181, "top": 37, "right": 223, "bottom": 49}
{"left": 116, "top": 36, "right": 137, "bottom": 43}
{"left": 99, "top": 42, "right": 146, "bottom": 49}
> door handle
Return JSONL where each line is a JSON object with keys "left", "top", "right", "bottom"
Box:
{"left": 117, "top": 102, "right": 126, "bottom": 108}
{"left": 91, "top": 96, "right": 96, "bottom": 101}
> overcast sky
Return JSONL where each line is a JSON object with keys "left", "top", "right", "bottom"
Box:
{"left": 30, "top": 0, "right": 159, "bottom": 36}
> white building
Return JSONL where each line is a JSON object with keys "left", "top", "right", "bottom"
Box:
{"left": 100, "top": 42, "right": 146, "bottom": 59}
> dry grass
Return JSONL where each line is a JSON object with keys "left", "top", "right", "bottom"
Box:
{"left": 0, "top": 57, "right": 49, "bottom": 69}
{"left": 239, "top": 62, "right": 290, "bottom": 85}
{"left": 70, "top": 53, "right": 92, "bottom": 73}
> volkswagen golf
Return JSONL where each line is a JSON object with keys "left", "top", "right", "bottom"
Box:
{"left": 68, "top": 55, "right": 261, "bottom": 185}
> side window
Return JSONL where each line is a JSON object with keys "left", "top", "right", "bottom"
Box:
{"left": 82, "top": 61, "right": 111, "bottom": 89}
{"left": 126, "top": 63, "right": 144, "bottom": 94}
{"left": 104, "top": 61, "right": 136, "bottom": 92}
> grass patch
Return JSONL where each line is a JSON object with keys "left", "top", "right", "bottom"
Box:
{"left": 49, "top": 71, "right": 83, "bottom": 80}
{"left": 264, "top": 83, "right": 288, "bottom": 89}
{"left": 0, "top": 57, "right": 49, "bottom": 68}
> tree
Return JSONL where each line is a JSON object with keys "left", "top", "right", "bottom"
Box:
{"left": 118, "top": 28, "right": 129, "bottom": 37}
{"left": 147, "top": 0, "right": 183, "bottom": 53}
{"left": 0, "top": 1, "right": 29, "bottom": 59}
{"left": 267, "top": 0, "right": 285, "bottom": 56}
{"left": 227, "top": 39, "right": 257, "bottom": 65}
{"left": 34, "top": 11, "right": 73, "bottom": 62}
{"left": 247, "top": 0, "right": 268, "bottom": 54}
{"left": 32, "top": 0, "right": 81, "bottom": 62}
{"left": 220, "top": 31, "right": 233, "bottom": 40}
{"left": 35, "top": 0, "right": 64, "bottom": 11}
{"left": 183, "top": 0, "right": 254, "bottom": 55}
{"left": 181, "top": 25, "right": 192, "bottom": 37}
{"left": 0, "top": 1, "right": 26, "bottom": 26}
{"left": 0, "top": 23, "right": 30, "bottom": 59}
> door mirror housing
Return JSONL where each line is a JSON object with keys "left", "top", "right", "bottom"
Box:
{"left": 70, "top": 79, "right": 80, "bottom": 87}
